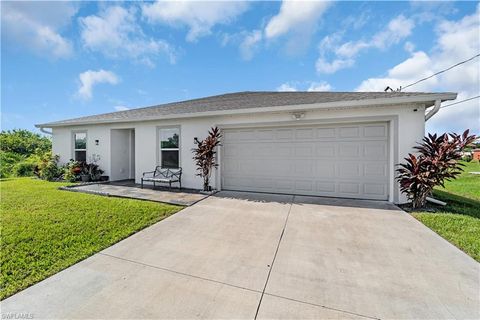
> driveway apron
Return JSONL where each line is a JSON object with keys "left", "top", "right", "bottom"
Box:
{"left": 2, "top": 192, "right": 479, "bottom": 319}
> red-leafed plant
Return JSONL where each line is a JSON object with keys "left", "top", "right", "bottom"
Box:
{"left": 192, "top": 127, "right": 222, "bottom": 191}
{"left": 397, "top": 129, "right": 476, "bottom": 208}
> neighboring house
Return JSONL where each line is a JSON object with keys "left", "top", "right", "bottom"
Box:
{"left": 473, "top": 149, "right": 480, "bottom": 161}
{"left": 36, "top": 91, "right": 456, "bottom": 203}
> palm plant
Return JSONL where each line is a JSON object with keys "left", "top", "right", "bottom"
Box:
{"left": 192, "top": 127, "right": 222, "bottom": 191}
{"left": 397, "top": 129, "right": 476, "bottom": 208}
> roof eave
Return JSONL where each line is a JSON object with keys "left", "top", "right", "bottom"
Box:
{"left": 36, "top": 92, "right": 458, "bottom": 128}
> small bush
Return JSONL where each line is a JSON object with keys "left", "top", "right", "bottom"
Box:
{"left": 13, "top": 161, "right": 36, "bottom": 177}
{"left": 36, "top": 152, "right": 63, "bottom": 181}
{"left": 0, "top": 151, "right": 23, "bottom": 178}
{"left": 397, "top": 130, "right": 477, "bottom": 208}
{"left": 462, "top": 155, "right": 473, "bottom": 162}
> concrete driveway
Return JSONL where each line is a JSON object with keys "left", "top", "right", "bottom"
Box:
{"left": 2, "top": 192, "right": 479, "bottom": 319}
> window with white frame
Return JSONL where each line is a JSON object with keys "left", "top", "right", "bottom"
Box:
{"left": 159, "top": 127, "right": 180, "bottom": 168}
{"left": 73, "top": 132, "right": 87, "bottom": 162}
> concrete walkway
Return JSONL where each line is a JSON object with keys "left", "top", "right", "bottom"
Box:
{"left": 63, "top": 182, "right": 208, "bottom": 206}
{"left": 2, "top": 192, "right": 479, "bottom": 319}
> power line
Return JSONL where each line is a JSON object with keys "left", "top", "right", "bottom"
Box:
{"left": 396, "top": 53, "right": 480, "bottom": 91}
{"left": 440, "top": 95, "right": 480, "bottom": 109}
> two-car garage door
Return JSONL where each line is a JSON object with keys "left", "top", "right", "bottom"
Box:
{"left": 221, "top": 122, "right": 389, "bottom": 200}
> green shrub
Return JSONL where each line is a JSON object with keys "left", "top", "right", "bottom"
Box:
{"left": 63, "top": 160, "right": 80, "bottom": 182}
{"left": 0, "top": 151, "right": 23, "bottom": 178}
{"left": 37, "top": 152, "right": 63, "bottom": 181}
{"left": 13, "top": 161, "right": 36, "bottom": 177}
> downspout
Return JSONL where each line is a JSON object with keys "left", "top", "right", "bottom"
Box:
{"left": 425, "top": 99, "right": 441, "bottom": 121}
{"left": 39, "top": 127, "right": 52, "bottom": 135}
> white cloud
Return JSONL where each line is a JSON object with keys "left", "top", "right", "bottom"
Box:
{"left": 239, "top": 30, "right": 262, "bottom": 60}
{"left": 265, "top": 1, "right": 331, "bottom": 39}
{"left": 277, "top": 81, "right": 333, "bottom": 92}
{"left": 277, "top": 83, "right": 298, "bottom": 92}
{"left": 370, "top": 15, "right": 414, "bottom": 49}
{"left": 1, "top": 1, "right": 76, "bottom": 58}
{"left": 80, "top": 6, "right": 176, "bottom": 66}
{"left": 316, "top": 58, "right": 354, "bottom": 74}
{"left": 77, "top": 70, "right": 119, "bottom": 100}
{"left": 142, "top": 1, "right": 249, "bottom": 42}
{"left": 356, "top": 5, "right": 480, "bottom": 134}
{"left": 265, "top": 0, "right": 332, "bottom": 54}
{"left": 307, "top": 81, "right": 332, "bottom": 92}
{"left": 317, "top": 15, "right": 415, "bottom": 74}
{"left": 114, "top": 105, "right": 130, "bottom": 111}
{"left": 355, "top": 51, "right": 434, "bottom": 92}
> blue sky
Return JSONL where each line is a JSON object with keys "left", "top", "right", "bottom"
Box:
{"left": 1, "top": 1, "right": 479, "bottom": 134}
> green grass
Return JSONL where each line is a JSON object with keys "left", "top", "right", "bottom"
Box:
{"left": 0, "top": 178, "right": 183, "bottom": 300}
{"left": 412, "top": 161, "right": 480, "bottom": 262}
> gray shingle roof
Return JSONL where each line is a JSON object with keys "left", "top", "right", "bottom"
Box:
{"left": 37, "top": 91, "right": 456, "bottom": 127}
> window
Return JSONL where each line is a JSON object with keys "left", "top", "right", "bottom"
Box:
{"left": 159, "top": 127, "right": 180, "bottom": 168}
{"left": 74, "top": 132, "right": 87, "bottom": 162}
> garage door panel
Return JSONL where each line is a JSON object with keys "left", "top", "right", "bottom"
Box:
{"left": 315, "top": 162, "right": 336, "bottom": 178}
{"left": 338, "top": 182, "right": 361, "bottom": 195}
{"left": 256, "top": 129, "right": 275, "bottom": 140}
{"left": 222, "top": 122, "right": 389, "bottom": 200}
{"left": 364, "top": 142, "right": 388, "bottom": 159}
{"left": 339, "top": 126, "right": 360, "bottom": 138}
{"left": 294, "top": 143, "right": 315, "bottom": 157}
{"left": 315, "top": 144, "right": 336, "bottom": 157}
{"left": 316, "top": 127, "right": 336, "bottom": 138}
{"left": 338, "top": 143, "right": 360, "bottom": 158}
{"left": 316, "top": 181, "right": 336, "bottom": 193}
{"left": 255, "top": 178, "right": 275, "bottom": 189}
{"left": 263, "top": 159, "right": 292, "bottom": 175}
{"left": 338, "top": 162, "right": 361, "bottom": 177}
{"left": 364, "top": 163, "right": 388, "bottom": 177}
{"left": 364, "top": 183, "right": 387, "bottom": 197}
{"left": 295, "top": 180, "right": 314, "bottom": 192}
{"left": 277, "top": 129, "right": 294, "bottom": 139}
{"left": 276, "top": 180, "right": 295, "bottom": 191}
{"left": 364, "top": 124, "right": 387, "bottom": 137}
{"left": 294, "top": 160, "right": 314, "bottom": 175}
{"left": 295, "top": 128, "right": 315, "bottom": 139}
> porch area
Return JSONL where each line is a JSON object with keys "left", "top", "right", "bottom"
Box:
{"left": 61, "top": 180, "right": 209, "bottom": 206}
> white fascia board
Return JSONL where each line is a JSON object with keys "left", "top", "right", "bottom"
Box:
{"left": 36, "top": 93, "right": 457, "bottom": 128}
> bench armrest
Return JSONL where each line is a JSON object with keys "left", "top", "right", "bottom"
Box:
{"left": 142, "top": 171, "right": 156, "bottom": 178}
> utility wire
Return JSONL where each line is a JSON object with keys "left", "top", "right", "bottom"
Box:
{"left": 440, "top": 95, "right": 480, "bottom": 109}
{"left": 401, "top": 53, "right": 480, "bottom": 90}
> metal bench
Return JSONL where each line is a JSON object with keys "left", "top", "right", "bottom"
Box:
{"left": 141, "top": 167, "right": 182, "bottom": 190}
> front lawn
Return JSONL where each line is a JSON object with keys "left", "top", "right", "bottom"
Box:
{"left": 412, "top": 161, "right": 480, "bottom": 262}
{"left": 0, "top": 178, "right": 183, "bottom": 300}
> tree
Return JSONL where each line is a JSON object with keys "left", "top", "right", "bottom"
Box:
{"left": 192, "top": 127, "right": 222, "bottom": 191}
{"left": 0, "top": 129, "right": 51, "bottom": 156}
{"left": 0, "top": 129, "right": 52, "bottom": 178}
{"left": 396, "top": 130, "right": 476, "bottom": 208}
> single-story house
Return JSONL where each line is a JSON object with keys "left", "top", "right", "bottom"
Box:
{"left": 36, "top": 91, "right": 457, "bottom": 203}
{"left": 473, "top": 149, "right": 480, "bottom": 161}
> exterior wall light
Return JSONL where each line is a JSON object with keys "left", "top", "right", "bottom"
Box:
{"left": 292, "top": 112, "right": 305, "bottom": 120}
{"left": 95, "top": 139, "right": 99, "bottom": 146}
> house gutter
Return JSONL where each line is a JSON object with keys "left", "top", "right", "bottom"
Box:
{"left": 425, "top": 99, "right": 441, "bottom": 122}
{"left": 39, "top": 127, "right": 52, "bottom": 135}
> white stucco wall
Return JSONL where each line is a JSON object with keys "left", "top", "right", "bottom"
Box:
{"left": 51, "top": 103, "right": 426, "bottom": 203}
